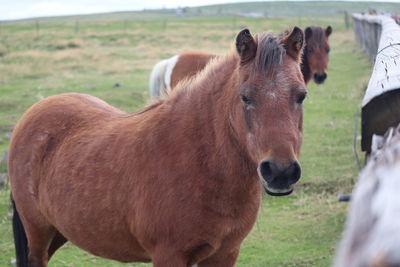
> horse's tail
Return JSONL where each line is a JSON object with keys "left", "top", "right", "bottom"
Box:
{"left": 11, "top": 195, "right": 29, "bottom": 267}
{"left": 149, "top": 55, "right": 179, "bottom": 99}
{"left": 149, "top": 58, "right": 169, "bottom": 99}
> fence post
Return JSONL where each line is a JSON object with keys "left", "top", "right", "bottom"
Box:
{"left": 334, "top": 14, "right": 400, "bottom": 267}
{"left": 344, "top": 11, "right": 350, "bottom": 29}
{"left": 352, "top": 14, "right": 400, "bottom": 155}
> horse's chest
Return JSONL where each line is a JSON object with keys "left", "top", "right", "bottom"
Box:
{"left": 203, "top": 193, "right": 261, "bottom": 237}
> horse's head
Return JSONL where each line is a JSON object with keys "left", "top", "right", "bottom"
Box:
{"left": 304, "top": 26, "right": 332, "bottom": 84}
{"left": 231, "top": 28, "right": 306, "bottom": 196}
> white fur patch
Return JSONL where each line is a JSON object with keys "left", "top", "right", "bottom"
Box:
{"left": 149, "top": 58, "right": 169, "bottom": 98}
{"left": 164, "top": 55, "right": 179, "bottom": 93}
{"left": 267, "top": 91, "right": 277, "bottom": 99}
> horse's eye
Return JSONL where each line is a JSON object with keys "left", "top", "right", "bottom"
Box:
{"left": 296, "top": 92, "right": 307, "bottom": 104}
{"left": 240, "top": 95, "right": 251, "bottom": 106}
{"left": 307, "top": 47, "right": 313, "bottom": 54}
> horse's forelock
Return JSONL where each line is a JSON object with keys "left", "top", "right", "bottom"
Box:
{"left": 254, "top": 33, "right": 286, "bottom": 75}
{"left": 308, "top": 26, "right": 326, "bottom": 45}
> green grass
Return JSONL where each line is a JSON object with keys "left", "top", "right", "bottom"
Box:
{"left": 0, "top": 12, "right": 371, "bottom": 267}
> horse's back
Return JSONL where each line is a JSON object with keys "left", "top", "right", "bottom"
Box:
{"left": 13, "top": 93, "right": 125, "bottom": 134}
{"left": 24, "top": 93, "right": 125, "bottom": 121}
{"left": 170, "top": 51, "right": 216, "bottom": 89}
{"left": 150, "top": 52, "right": 216, "bottom": 99}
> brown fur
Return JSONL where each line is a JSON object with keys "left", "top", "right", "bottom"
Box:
{"left": 9, "top": 28, "right": 305, "bottom": 267}
{"left": 165, "top": 25, "right": 331, "bottom": 89}
{"left": 170, "top": 51, "right": 217, "bottom": 89}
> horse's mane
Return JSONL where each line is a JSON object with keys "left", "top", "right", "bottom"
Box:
{"left": 254, "top": 32, "right": 286, "bottom": 76}
{"left": 168, "top": 31, "right": 288, "bottom": 100}
{"left": 167, "top": 52, "right": 236, "bottom": 99}
{"left": 126, "top": 99, "right": 164, "bottom": 118}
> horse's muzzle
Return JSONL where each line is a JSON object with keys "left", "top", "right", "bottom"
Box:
{"left": 258, "top": 160, "right": 301, "bottom": 196}
{"left": 313, "top": 72, "right": 327, "bottom": 84}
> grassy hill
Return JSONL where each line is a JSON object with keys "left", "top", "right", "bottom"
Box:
{"left": 189, "top": 1, "right": 400, "bottom": 17}
{"left": 2, "top": 1, "right": 400, "bottom": 24}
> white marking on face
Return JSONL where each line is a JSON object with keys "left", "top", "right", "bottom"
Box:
{"left": 267, "top": 91, "right": 276, "bottom": 99}
{"left": 247, "top": 132, "right": 255, "bottom": 143}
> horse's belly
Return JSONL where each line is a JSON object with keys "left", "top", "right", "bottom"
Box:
{"left": 62, "top": 225, "right": 151, "bottom": 263}
{"left": 83, "top": 239, "right": 151, "bottom": 263}
{"left": 42, "top": 194, "right": 151, "bottom": 262}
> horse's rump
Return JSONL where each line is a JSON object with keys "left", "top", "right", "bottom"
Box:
{"left": 8, "top": 93, "right": 151, "bottom": 262}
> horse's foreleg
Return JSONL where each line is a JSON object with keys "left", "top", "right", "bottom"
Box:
{"left": 151, "top": 247, "right": 189, "bottom": 267}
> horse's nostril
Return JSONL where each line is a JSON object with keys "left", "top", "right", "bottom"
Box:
{"left": 259, "top": 160, "right": 301, "bottom": 185}
{"left": 314, "top": 72, "right": 327, "bottom": 82}
{"left": 285, "top": 161, "right": 301, "bottom": 184}
{"left": 259, "top": 160, "right": 278, "bottom": 184}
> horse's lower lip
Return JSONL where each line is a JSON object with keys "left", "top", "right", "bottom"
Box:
{"left": 264, "top": 187, "right": 293, "bottom": 196}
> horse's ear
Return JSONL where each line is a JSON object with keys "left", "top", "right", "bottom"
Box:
{"left": 236, "top": 29, "right": 257, "bottom": 64}
{"left": 281, "top": 26, "right": 304, "bottom": 61}
{"left": 326, "top": 26, "right": 332, "bottom": 37}
{"left": 305, "top": 27, "right": 312, "bottom": 40}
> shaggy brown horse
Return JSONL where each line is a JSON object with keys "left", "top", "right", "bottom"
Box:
{"left": 149, "top": 25, "right": 331, "bottom": 99}
{"left": 9, "top": 27, "right": 306, "bottom": 267}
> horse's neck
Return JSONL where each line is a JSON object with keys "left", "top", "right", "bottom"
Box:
{"left": 121, "top": 55, "right": 260, "bottom": 210}
{"left": 167, "top": 54, "right": 256, "bottom": 179}
{"left": 301, "top": 48, "right": 312, "bottom": 84}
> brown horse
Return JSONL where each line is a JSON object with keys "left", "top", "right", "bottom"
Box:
{"left": 301, "top": 26, "right": 332, "bottom": 84}
{"left": 9, "top": 27, "right": 306, "bottom": 267}
{"left": 149, "top": 25, "right": 331, "bottom": 99}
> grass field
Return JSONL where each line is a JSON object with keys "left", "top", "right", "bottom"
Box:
{"left": 0, "top": 9, "right": 372, "bottom": 267}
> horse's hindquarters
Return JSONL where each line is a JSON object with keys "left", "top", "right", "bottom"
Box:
{"left": 8, "top": 93, "right": 151, "bottom": 263}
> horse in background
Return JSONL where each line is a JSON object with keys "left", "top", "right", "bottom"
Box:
{"left": 9, "top": 27, "right": 306, "bottom": 267}
{"left": 149, "top": 52, "right": 216, "bottom": 98}
{"left": 149, "top": 25, "right": 332, "bottom": 99}
{"left": 301, "top": 26, "right": 332, "bottom": 84}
